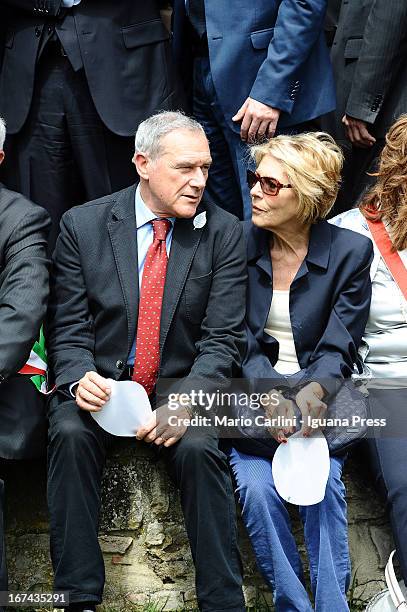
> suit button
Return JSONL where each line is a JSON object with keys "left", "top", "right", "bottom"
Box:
{"left": 116, "top": 360, "right": 124, "bottom": 369}
{"left": 48, "top": 25, "right": 53, "bottom": 34}
{"left": 35, "top": 26, "right": 41, "bottom": 37}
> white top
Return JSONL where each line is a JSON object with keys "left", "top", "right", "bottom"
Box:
{"left": 264, "top": 290, "right": 301, "bottom": 375}
{"left": 363, "top": 252, "right": 407, "bottom": 387}
{"left": 330, "top": 209, "right": 407, "bottom": 388}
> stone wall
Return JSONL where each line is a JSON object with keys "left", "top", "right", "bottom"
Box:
{"left": 4, "top": 443, "right": 394, "bottom": 611}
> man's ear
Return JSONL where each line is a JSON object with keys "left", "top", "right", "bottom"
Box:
{"left": 0, "top": 151, "right": 4, "bottom": 166}
{"left": 133, "top": 152, "right": 150, "bottom": 180}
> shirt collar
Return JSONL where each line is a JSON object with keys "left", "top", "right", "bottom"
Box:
{"left": 135, "top": 185, "right": 175, "bottom": 229}
{"left": 247, "top": 220, "right": 331, "bottom": 270}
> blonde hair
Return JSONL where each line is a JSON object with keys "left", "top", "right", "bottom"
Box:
{"left": 360, "top": 114, "right": 407, "bottom": 251}
{"left": 250, "top": 132, "right": 343, "bottom": 224}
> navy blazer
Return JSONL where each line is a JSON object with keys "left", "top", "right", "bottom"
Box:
{"left": 172, "top": 0, "right": 336, "bottom": 131}
{"left": 243, "top": 220, "right": 373, "bottom": 397}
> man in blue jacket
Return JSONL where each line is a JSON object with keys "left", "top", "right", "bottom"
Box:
{"left": 172, "top": 0, "right": 336, "bottom": 219}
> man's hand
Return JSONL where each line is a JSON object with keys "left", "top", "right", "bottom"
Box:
{"left": 342, "top": 115, "right": 376, "bottom": 148}
{"left": 262, "top": 389, "right": 296, "bottom": 444}
{"left": 75, "top": 371, "right": 111, "bottom": 412}
{"left": 295, "top": 382, "right": 327, "bottom": 437}
{"left": 136, "top": 404, "right": 189, "bottom": 448}
{"left": 232, "top": 97, "right": 281, "bottom": 142}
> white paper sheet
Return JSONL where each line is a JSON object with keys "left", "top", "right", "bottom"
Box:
{"left": 272, "top": 432, "right": 330, "bottom": 506}
{"left": 91, "top": 379, "right": 152, "bottom": 437}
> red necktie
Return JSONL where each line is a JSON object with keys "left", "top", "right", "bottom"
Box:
{"left": 132, "top": 219, "right": 172, "bottom": 395}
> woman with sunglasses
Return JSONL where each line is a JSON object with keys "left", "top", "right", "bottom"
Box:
{"left": 228, "top": 132, "right": 373, "bottom": 611}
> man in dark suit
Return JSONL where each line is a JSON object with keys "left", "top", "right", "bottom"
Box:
{"left": 46, "top": 111, "right": 247, "bottom": 612}
{"left": 171, "top": 0, "right": 336, "bottom": 219}
{"left": 0, "top": 0, "right": 182, "bottom": 249}
{"left": 324, "top": 0, "right": 342, "bottom": 47}
{"left": 329, "top": 0, "right": 407, "bottom": 213}
{"left": 0, "top": 117, "right": 50, "bottom": 609}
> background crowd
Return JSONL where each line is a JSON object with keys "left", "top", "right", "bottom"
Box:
{"left": 0, "top": 1, "right": 406, "bottom": 611}
{"left": 1, "top": 0, "right": 407, "bottom": 228}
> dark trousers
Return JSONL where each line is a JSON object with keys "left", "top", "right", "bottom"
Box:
{"left": 1, "top": 49, "right": 136, "bottom": 251}
{"left": 47, "top": 395, "right": 245, "bottom": 610}
{"left": 0, "top": 478, "right": 6, "bottom": 602}
{"left": 0, "top": 376, "right": 47, "bottom": 461}
{"left": 193, "top": 57, "right": 248, "bottom": 220}
{"left": 367, "top": 388, "right": 407, "bottom": 585}
{"left": 329, "top": 139, "right": 384, "bottom": 217}
{"left": 0, "top": 376, "right": 47, "bottom": 610}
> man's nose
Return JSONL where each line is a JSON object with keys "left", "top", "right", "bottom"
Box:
{"left": 189, "top": 168, "right": 207, "bottom": 188}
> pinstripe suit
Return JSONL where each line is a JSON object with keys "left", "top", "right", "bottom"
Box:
{"left": 328, "top": 0, "right": 407, "bottom": 213}
{"left": 0, "top": 184, "right": 50, "bottom": 600}
{"left": 0, "top": 184, "right": 50, "bottom": 391}
{"left": 331, "top": 0, "right": 407, "bottom": 140}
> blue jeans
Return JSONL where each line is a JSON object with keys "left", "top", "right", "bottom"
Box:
{"left": 228, "top": 448, "right": 351, "bottom": 612}
{"left": 367, "top": 388, "right": 407, "bottom": 585}
{"left": 193, "top": 56, "right": 252, "bottom": 220}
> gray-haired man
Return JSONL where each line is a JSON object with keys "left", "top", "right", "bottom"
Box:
{"left": 46, "top": 111, "right": 247, "bottom": 612}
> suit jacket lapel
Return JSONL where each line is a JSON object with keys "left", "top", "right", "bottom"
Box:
{"left": 246, "top": 224, "right": 273, "bottom": 338}
{"left": 292, "top": 221, "right": 331, "bottom": 285}
{"left": 107, "top": 184, "right": 139, "bottom": 358}
{"left": 160, "top": 214, "right": 204, "bottom": 353}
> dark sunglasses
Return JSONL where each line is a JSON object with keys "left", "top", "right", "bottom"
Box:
{"left": 246, "top": 169, "right": 292, "bottom": 196}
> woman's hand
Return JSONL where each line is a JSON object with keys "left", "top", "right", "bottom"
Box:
{"left": 262, "top": 389, "right": 296, "bottom": 443}
{"left": 295, "top": 382, "right": 327, "bottom": 437}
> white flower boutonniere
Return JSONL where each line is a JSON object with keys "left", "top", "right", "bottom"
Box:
{"left": 193, "top": 211, "right": 207, "bottom": 230}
